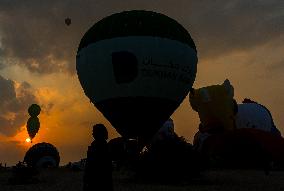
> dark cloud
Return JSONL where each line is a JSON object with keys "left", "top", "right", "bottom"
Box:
{"left": 42, "top": 102, "right": 54, "bottom": 115}
{"left": 184, "top": 1, "right": 284, "bottom": 58}
{"left": 0, "top": 75, "right": 37, "bottom": 136}
{"left": 0, "top": 0, "right": 283, "bottom": 74}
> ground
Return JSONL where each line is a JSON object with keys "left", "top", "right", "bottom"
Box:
{"left": 1, "top": 168, "right": 284, "bottom": 191}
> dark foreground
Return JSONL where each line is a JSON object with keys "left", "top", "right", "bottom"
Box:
{"left": 1, "top": 168, "right": 284, "bottom": 191}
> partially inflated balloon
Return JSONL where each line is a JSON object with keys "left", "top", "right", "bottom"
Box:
{"left": 76, "top": 10, "right": 198, "bottom": 141}
{"left": 236, "top": 103, "right": 279, "bottom": 134}
{"left": 24, "top": 142, "right": 60, "bottom": 168}
{"left": 28, "top": 104, "right": 41, "bottom": 117}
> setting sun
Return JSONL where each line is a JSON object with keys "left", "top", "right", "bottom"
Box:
{"left": 26, "top": 138, "right": 31, "bottom": 143}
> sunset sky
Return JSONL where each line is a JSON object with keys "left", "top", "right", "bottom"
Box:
{"left": 0, "top": 1, "right": 283, "bottom": 165}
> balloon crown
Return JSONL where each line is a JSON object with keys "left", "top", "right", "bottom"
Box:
{"left": 77, "top": 10, "right": 197, "bottom": 53}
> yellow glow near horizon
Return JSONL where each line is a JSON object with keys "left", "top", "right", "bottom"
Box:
{"left": 25, "top": 138, "right": 31, "bottom": 143}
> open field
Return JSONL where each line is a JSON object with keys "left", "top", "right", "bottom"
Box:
{"left": 1, "top": 168, "right": 284, "bottom": 191}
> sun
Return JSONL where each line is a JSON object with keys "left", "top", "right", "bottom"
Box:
{"left": 25, "top": 138, "right": 31, "bottom": 143}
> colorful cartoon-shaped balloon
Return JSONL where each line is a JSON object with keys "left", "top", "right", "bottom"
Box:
{"left": 76, "top": 10, "right": 198, "bottom": 141}
{"left": 190, "top": 81, "right": 284, "bottom": 168}
{"left": 189, "top": 79, "right": 236, "bottom": 132}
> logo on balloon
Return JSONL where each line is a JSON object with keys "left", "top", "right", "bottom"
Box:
{"left": 112, "top": 51, "right": 138, "bottom": 84}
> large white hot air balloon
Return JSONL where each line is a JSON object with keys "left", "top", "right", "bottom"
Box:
{"left": 76, "top": 10, "right": 198, "bottom": 141}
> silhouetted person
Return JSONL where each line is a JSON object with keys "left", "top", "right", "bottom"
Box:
{"left": 83, "top": 124, "right": 113, "bottom": 191}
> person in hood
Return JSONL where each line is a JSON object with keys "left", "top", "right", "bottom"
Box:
{"left": 83, "top": 124, "right": 113, "bottom": 191}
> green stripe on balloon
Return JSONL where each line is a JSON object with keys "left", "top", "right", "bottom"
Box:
{"left": 77, "top": 10, "right": 196, "bottom": 53}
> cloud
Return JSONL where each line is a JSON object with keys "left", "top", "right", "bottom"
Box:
{"left": 268, "top": 60, "right": 284, "bottom": 71}
{"left": 0, "top": 1, "right": 77, "bottom": 73}
{"left": 0, "top": 75, "right": 37, "bottom": 136}
{"left": 184, "top": 1, "right": 284, "bottom": 58}
{"left": 0, "top": 0, "right": 283, "bottom": 74}
{"left": 0, "top": 48, "right": 5, "bottom": 69}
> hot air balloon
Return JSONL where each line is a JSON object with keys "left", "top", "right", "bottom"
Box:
{"left": 24, "top": 142, "right": 60, "bottom": 168}
{"left": 190, "top": 81, "right": 284, "bottom": 168}
{"left": 189, "top": 79, "right": 236, "bottom": 133}
{"left": 76, "top": 10, "right": 198, "bottom": 142}
{"left": 236, "top": 100, "right": 280, "bottom": 135}
{"left": 28, "top": 104, "right": 41, "bottom": 117}
{"left": 27, "top": 104, "right": 41, "bottom": 142}
{"left": 65, "top": 17, "right": 71, "bottom": 26}
{"left": 27, "top": 117, "right": 40, "bottom": 140}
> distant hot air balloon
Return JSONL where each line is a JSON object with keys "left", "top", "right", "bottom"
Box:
{"left": 27, "top": 104, "right": 41, "bottom": 142}
{"left": 76, "top": 10, "right": 198, "bottom": 142}
{"left": 27, "top": 117, "right": 40, "bottom": 140}
{"left": 28, "top": 104, "right": 41, "bottom": 117}
{"left": 65, "top": 18, "right": 71, "bottom": 26}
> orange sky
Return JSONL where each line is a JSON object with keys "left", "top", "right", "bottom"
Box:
{"left": 0, "top": 1, "right": 283, "bottom": 165}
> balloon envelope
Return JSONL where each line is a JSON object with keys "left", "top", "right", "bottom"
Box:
{"left": 27, "top": 117, "right": 40, "bottom": 139}
{"left": 201, "top": 128, "right": 284, "bottom": 168}
{"left": 189, "top": 80, "right": 236, "bottom": 132}
{"left": 65, "top": 18, "right": 71, "bottom": 26}
{"left": 28, "top": 104, "right": 41, "bottom": 117}
{"left": 24, "top": 142, "right": 60, "bottom": 168}
{"left": 76, "top": 10, "right": 198, "bottom": 141}
{"left": 236, "top": 103, "right": 276, "bottom": 133}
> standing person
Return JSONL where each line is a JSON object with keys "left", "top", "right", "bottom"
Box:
{"left": 83, "top": 124, "right": 113, "bottom": 191}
